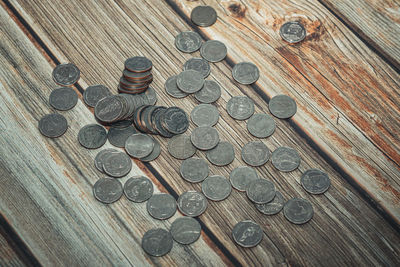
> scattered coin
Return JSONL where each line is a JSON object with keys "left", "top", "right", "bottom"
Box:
{"left": 232, "top": 220, "right": 263, "bottom": 248}
{"left": 269, "top": 95, "right": 297, "bottom": 119}
{"left": 280, "top": 21, "right": 306, "bottom": 44}
{"left": 255, "top": 191, "right": 285, "bottom": 215}
{"left": 125, "top": 133, "right": 154, "bottom": 159}
{"left": 93, "top": 177, "right": 123, "bottom": 204}
{"left": 78, "top": 124, "right": 107, "bottom": 149}
{"left": 83, "top": 85, "right": 112, "bottom": 107}
{"left": 194, "top": 80, "right": 221, "bottom": 103}
{"left": 141, "top": 137, "right": 161, "bottom": 162}
{"left": 176, "top": 70, "right": 205, "bottom": 94}
{"left": 107, "top": 125, "right": 136, "bottom": 148}
{"left": 142, "top": 228, "right": 173, "bottom": 257}
{"left": 94, "top": 96, "right": 125, "bottom": 123}
{"left": 241, "top": 141, "right": 270, "bottom": 167}
{"left": 190, "top": 104, "right": 219, "bottom": 127}
{"left": 247, "top": 113, "right": 276, "bottom": 138}
{"left": 183, "top": 57, "right": 210, "bottom": 78}
{"left": 206, "top": 141, "right": 235, "bottom": 166}
{"left": 178, "top": 191, "right": 208, "bottom": 217}
{"left": 180, "top": 157, "right": 209, "bottom": 183}
{"left": 161, "top": 107, "right": 189, "bottom": 134}
{"left": 125, "top": 56, "right": 152, "bottom": 72}
{"left": 246, "top": 179, "right": 276, "bottom": 204}
{"left": 200, "top": 40, "right": 227, "bottom": 62}
{"left": 191, "top": 5, "right": 217, "bottom": 27}
{"left": 49, "top": 87, "right": 78, "bottom": 111}
{"left": 52, "top": 63, "right": 80, "bottom": 86}
{"left": 168, "top": 134, "right": 196, "bottom": 159}
{"left": 232, "top": 62, "right": 260, "bottom": 85}
{"left": 283, "top": 198, "right": 313, "bottom": 224}
{"left": 191, "top": 126, "right": 220, "bottom": 150}
{"left": 175, "top": 31, "right": 202, "bottom": 53}
{"left": 144, "top": 87, "right": 157, "bottom": 105}
{"left": 201, "top": 175, "right": 232, "bottom": 201}
{"left": 124, "top": 176, "right": 154, "bottom": 202}
{"left": 170, "top": 217, "right": 201, "bottom": 245}
{"left": 226, "top": 96, "right": 255, "bottom": 120}
{"left": 301, "top": 169, "right": 331, "bottom": 194}
{"left": 152, "top": 107, "right": 174, "bottom": 138}
{"left": 38, "top": 113, "right": 68, "bottom": 138}
{"left": 102, "top": 151, "right": 132, "bottom": 178}
{"left": 165, "top": 75, "right": 188, "bottom": 98}
{"left": 229, "top": 166, "right": 259, "bottom": 192}
{"left": 147, "top": 193, "right": 177, "bottom": 220}
{"left": 94, "top": 148, "right": 118, "bottom": 173}
{"left": 271, "top": 147, "right": 301, "bottom": 172}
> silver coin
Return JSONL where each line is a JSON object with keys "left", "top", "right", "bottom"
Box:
{"left": 247, "top": 113, "right": 276, "bottom": 138}
{"left": 170, "top": 217, "right": 201, "bottom": 245}
{"left": 226, "top": 96, "right": 255, "bottom": 120}
{"left": 229, "top": 166, "right": 259, "bottom": 191}
{"left": 125, "top": 56, "right": 152, "bottom": 72}
{"left": 168, "top": 134, "right": 197, "bottom": 160}
{"left": 78, "top": 124, "right": 107, "bottom": 149}
{"left": 141, "top": 137, "right": 161, "bottom": 162}
{"left": 178, "top": 191, "right": 208, "bottom": 217}
{"left": 183, "top": 57, "right": 210, "bottom": 78}
{"left": 176, "top": 70, "right": 205, "bottom": 94}
{"left": 246, "top": 179, "right": 276, "bottom": 204}
{"left": 83, "top": 84, "right": 111, "bottom": 107}
{"left": 191, "top": 126, "right": 219, "bottom": 150}
{"left": 200, "top": 40, "right": 227, "bottom": 62}
{"left": 269, "top": 95, "right": 297, "bottom": 119}
{"left": 107, "top": 125, "right": 136, "bottom": 148}
{"left": 190, "top": 104, "right": 219, "bottom": 127}
{"left": 301, "top": 169, "right": 330, "bottom": 194}
{"left": 165, "top": 75, "right": 188, "bottom": 98}
{"left": 232, "top": 220, "right": 263, "bottom": 248}
{"left": 93, "top": 178, "right": 123, "bottom": 204}
{"left": 49, "top": 87, "right": 78, "bottom": 111}
{"left": 255, "top": 191, "right": 285, "bottom": 215}
{"left": 175, "top": 31, "right": 202, "bottom": 53}
{"left": 194, "top": 80, "right": 221, "bottom": 103}
{"left": 283, "top": 198, "right": 313, "bottom": 224}
{"left": 206, "top": 141, "right": 235, "bottom": 166}
{"left": 124, "top": 176, "right": 154, "bottom": 202}
{"left": 201, "top": 175, "right": 231, "bottom": 201}
{"left": 271, "top": 147, "right": 301, "bottom": 172}
{"left": 241, "top": 141, "right": 270, "bottom": 167}
{"left": 102, "top": 151, "right": 132, "bottom": 178}
{"left": 94, "top": 96, "right": 124, "bottom": 123}
{"left": 52, "top": 63, "right": 80, "bottom": 86}
{"left": 142, "top": 228, "right": 173, "bottom": 257}
{"left": 280, "top": 21, "right": 306, "bottom": 44}
{"left": 232, "top": 62, "right": 259, "bottom": 85}
{"left": 146, "top": 193, "right": 177, "bottom": 220}
{"left": 180, "top": 157, "right": 209, "bottom": 183}
{"left": 38, "top": 113, "right": 68, "bottom": 138}
{"left": 125, "top": 133, "right": 155, "bottom": 159}
{"left": 94, "top": 148, "right": 118, "bottom": 173}
{"left": 144, "top": 87, "right": 157, "bottom": 105}
{"left": 161, "top": 107, "right": 189, "bottom": 135}
{"left": 191, "top": 5, "right": 217, "bottom": 27}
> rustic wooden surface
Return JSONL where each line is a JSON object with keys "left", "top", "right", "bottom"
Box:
{"left": 0, "top": 0, "right": 399, "bottom": 266}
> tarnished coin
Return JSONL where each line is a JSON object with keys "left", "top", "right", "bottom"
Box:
{"left": 165, "top": 75, "right": 188, "bottom": 98}
{"left": 191, "top": 5, "right": 217, "bottom": 27}
{"left": 52, "top": 63, "right": 80, "bottom": 86}
{"left": 301, "top": 169, "right": 330, "bottom": 194}
{"left": 206, "top": 141, "right": 235, "bottom": 166}
{"left": 83, "top": 85, "right": 111, "bottom": 107}
{"left": 175, "top": 31, "right": 202, "bottom": 53}
{"left": 170, "top": 217, "right": 201, "bottom": 245}
{"left": 229, "top": 166, "right": 259, "bottom": 191}
{"left": 161, "top": 107, "right": 189, "bottom": 134}
{"left": 246, "top": 179, "right": 276, "bottom": 204}
{"left": 124, "top": 176, "right": 154, "bottom": 202}
{"left": 123, "top": 69, "right": 152, "bottom": 80}
{"left": 269, "top": 95, "right": 297, "bottom": 119}
{"left": 190, "top": 104, "right": 219, "bottom": 127}
{"left": 241, "top": 141, "right": 270, "bottom": 167}
{"left": 94, "top": 148, "right": 118, "bottom": 172}
{"left": 176, "top": 70, "right": 205, "bottom": 94}
{"left": 200, "top": 40, "right": 227, "bottom": 62}
{"left": 147, "top": 193, "right": 177, "bottom": 220}
{"left": 144, "top": 87, "right": 157, "bottom": 105}
{"left": 78, "top": 124, "right": 107, "bottom": 149}
{"left": 102, "top": 151, "right": 132, "bottom": 178}
{"left": 94, "top": 96, "right": 124, "bottom": 123}
{"left": 284, "top": 198, "right": 313, "bottom": 224}
{"left": 247, "top": 113, "right": 276, "bottom": 138}
{"left": 280, "top": 21, "right": 306, "bottom": 44}
{"left": 183, "top": 58, "right": 210, "bottom": 78}
{"left": 178, "top": 191, "right": 208, "bottom": 217}
{"left": 93, "top": 178, "right": 123, "bottom": 204}
{"left": 255, "top": 191, "right": 285, "bottom": 215}
{"left": 125, "top": 133, "right": 154, "bottom": 158}
{"left": 232, "top": 220, "right": 263, "bottom": 248}
{"left": 141, "top": 137, "right": 161, "bottom": 162}
{"left": 38, "top": 113, "right": 68, "bottom": 138}
{"left": 152, "top": 108, "right": 174, "bottom": 138}
{"left": 107, "top": 125, "right": 136, "bottom": 148}
{"left": 191, "top": 126, "right": 219, "bottom": 150}
{"left": 49, "top": 87, "right": 78, "bottom": 111}
{"left": 194, "top": 80, "right": 221, "bottom": 103}
{"left": 232, "top": 62, "right": 259, "bottom": 85}
{"left": 142, "top": 228, "right": 173, "bottom": 257}
{"left": 180, "top": 157, "right": 209, "bottom": 183}
{"left": 271, "top": 147, "right": 301, "bottom": 172}
{"left": 168, "top": 134, "right": 196, "bottom": 160}
{"left": 125, "top": 56, "right": 152, "bottom": 72}
{"left": 226, "top": 96, "right": 255, "bottom": 120}
{"left": 201, "top": 175, "right": 232, "bottom": 201}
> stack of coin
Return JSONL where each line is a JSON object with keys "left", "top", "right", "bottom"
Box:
{"left": 118, "top": 56, "right": 153, "bottom": 94}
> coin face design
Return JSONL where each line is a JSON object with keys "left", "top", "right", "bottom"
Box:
{"left": 226, "top": 96, "right": 255, "bottom": 120}
{"left": 191, "top": 126, "right": 220, "bottom": 150}
{"left": 124, "top": 176, "right": 154, "bottom": 203}
{"left": 141, "top": 228, "right": 173, "bottom": 257}
{"left": 38, "top": 113, "right": 68, "bottom": 138}
{"left": 125, "top": 133, "right": 155, "bottom": 159}
{"left": 102, "top": 151, "right": 132, "bottom": 178}
{"left": 232, "top": 62, "right": 260, "bottom": 85}
{"left": 200, "top": 40, "right": 227, "bottom": 62}
{"left": 301, "top": 169, "right": 331, "bottom": 194}
{"left": 178, "top": 191, "right": 208, "bottom": 217}
{"left": 107, "top": 126, "right": 136, "bottom": 148}
{"left": 175, "top": 31, "right": 202, "bottom": 53}
{"left": 201, "top": 175, "right": 232, "bottom": 201}
{"left": 194, "top": 80, "right": 221, "bottom": 103}
{"left": 191, "top": 104, "right": 219, "bottom": 127}
{"left": 283, "top": 198, "right": 314, "bottom": 224}
{"left": 206, "top": 141, "right": 235, "bottom": 166}
{"left": 124, "top": 56, "right": 152, "bottom": 72}
{"left": 78, "top": 124, "right": 107, "bottom": 149}
{"left": 269, "top": 94, "right": 297, "bottom": 119}
{"left": 229, "top": 166, "right": 259, "bottom": 191}
{"left": 247, "top": 113, "right": 276, "bottom": 138}
{"left": 52, "top": 63, "right": 80, "bottom": 86}
{"left": 165, "top": 75, "right": 188, "bottom": 98}
{"left": 255, "top": 191, "right": 285, "bottom": 215}
{"left": 146, "top": 193, "right": 177, "bottom": 220}
{"left": 49, "top": 87, "right": 78, "bottom": 111}
{"left": 168, "top": 134, "right": 197, "bottom": 159}
{"left": 94, "top": 148, "right": 118, "bottom": 173}
{"left": 246, "top": 179, "right": 276, "bottom": 204}
{"left": 280, "top": 21, "right": 306, "bottom": 43}
{"left": 232, "top": 220, "right": 263, "bottom": 248}
{"left": 170, "top": 217, "right": 201, "bottom": 245}
{"left": 176, "top": 70, "right": 205, "bottom": 94}
{"left": 271, "top": 147, "right": 301, "bottom": 172}
{"left": 93, "top": 178, "right": 123, "bottom": 204}
{"left": 83, "top": 84, "right": 111, "bottom": 107}
{"left": 184, "top": 57, "right": 210, "bottom": 78}
{"left": 241, "top": 141, "right": 270, "bottom": 167}
{"left": 161, "top": 107, "right": 189, "bottom": 134}
{"left": 191, "top": 5, "right": 217, "bottom": 27}
{"left": 180, "top": 157, "right": 209, "bottom": 183}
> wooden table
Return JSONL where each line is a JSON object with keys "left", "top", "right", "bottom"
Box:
{"left": 1, "top": 0, "right": 399, "bottom": 266}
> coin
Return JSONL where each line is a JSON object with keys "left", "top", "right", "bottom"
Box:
{"left": 170, "top": 217, "right": 201, "bottom": 245}
{"left": 123, "top": 69, "right": 152, "bottom": 80}
{"left": 102, "top": 151, "right": 132, "bottom": 178}
{"left": 300, "top": 169, "right": 331, "bottom": 194}
{"left": 142, "top": 228, "right": 173, "bottom": 257}
{"left": 269, "top": 95, "right": 297, "bottom": 119}
{"left": 255, "top": 191, "right": 285, "bottom": 215}
{"left": 78, "top": 124, "right": 107, "bottom": 149}
{"left": 94, "top": 148, "right": 118, "bottom": 172}
{"left": 246, "top": 179, "right": 276, "bottom": 204}
{"left": 226, "top": 96, "right": 255, "bottom": 120}
{"left": 144, "top": 87, "right": 157, "bottom": 105}
{"left": 52, "top": 63, "right": 80, "bottom": 86}
{"left": 232, "top": 62, "right": 260, "bottom": 85}
{"left": 191, "top": 5, "right": 217, "bottom": 27}
{"left": 49, "top": 87, "right": 78, "bottom": 111}
{"left": 180, "top": 157, "right": 209, "bottom": 183}
{"left": 201, "top": 175, "right": 232, "bottom": 201}
{"left": 175, "top": 31, "right": 202, "bottom": 53}
{"left": 271, "top": 147, "right": 301, "bottom": 172}
{"left": 247, "top": 113, "right": 276, "bottom": 138}
{"left": 146, "top": 193, "right": 177, "bottom": 220}
{"left": 194, "top": 80, "right": 221, "bottom": 103}
{"left": 38, "top": 113, "right": 68, "bottom": 138}
{"left": 191, "top": 126, "right": 219, "bottom": 150}
{"left": 168, "top": 134, "right": 197, "bottom": 160}
{"left": 83, "top": 85, "right": 111, "bottom": 107}
{"left": 200, "top": 40, "right": 227, "bottom": 62}
{"left": 232, "top": 220, "right": 263, "bottom": 248}
{"left": 283, "top": 198, "right": 313, "bottom": 224}
{"left": 241, "top": 141, "right": 270, "bottom": 167}
{"left": 280, "top": 21, "right": 306, "bottom": 44}
{"left": 229, "top": 166, "right": 259, "bottom": 191}
{"left": 165, "top": 75, "right": 188, "bottom": 98}
{"left": 176, "top": 70, "right": 205, "bottom": 94}
{"left": 107, "top": 125, "right": 136, "bottom": 148}
{"left": 94, "top": 96, "right": 124, "bottom": 123}
{"left": 178, "top": 191, "right": 208, "bottom": 217}
{"left": 190, "top": 104, "right": 219, "bottom": 127}
{"left": 206, "top": 141, "right": 235, "bottom": 166}
{"left": 93, "top": 178, "right": 123, "bottom": 204}
{"left": 124, "top": 56, "right": 152, "bottom": 72}
{"left": 141, "top": 137, "right": 161, "bottom": 162}
{"left": 125, "top": 133, "right": 155, "bottom": 159}
{"left": 152, "top": 108, "right": 174, "bottom": 138}
{"left": 183, "top": 57, "right": 210, "bottom": 78}
{"left": 161, "top": 107, "right": 189, "bottom": 134}
{"left": 124, "top": 176, "right": 154, "bottom": 202}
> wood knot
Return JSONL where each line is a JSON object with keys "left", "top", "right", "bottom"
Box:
{"left": 227, "top": 2, "right": 247, "bottom": 18}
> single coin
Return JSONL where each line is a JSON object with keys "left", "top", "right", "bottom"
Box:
{"left": 142, "top": 228, "right": 173, "bottom": 257}
{"left": 144, "top": 87, "right": 157, "bottom": 105}
{"left": 147, "top": 193, "right": 177, "bottom": 220}
{"left": 269, "top": 95, "right": 297, "bottom": 119}
{"left": 94, "top": 148, "right": 118, "bottom": 173}
{"left": 125, "top": 133, "right": 155, "bottom": 159}
{"left": 191, "top": 5, "right": 217, "bottom": 27}
{"left": 301, "top": 169, "right": 331, "bottom": 194}
{"left": 284, "top": 198, "right": 313, "bottom": 224}
{"left": 141, "top": 137, "right": 161, "bottom": 162}
{"left": 229, "top": 166, "right": 259, "bottom": 191}
{"left": 38, "top": 113, "right": 68, "bottom": 138}
{"left": 255, "top": 191, "right": 285, "bottom": 215}
{"left": 125, "top": 56, "right": 152, "bottom": 72}
{"left": 124, "top": 176, "right": 154, "bottom": 202}
{"left": 180, "top": 157, "right": 209, "bottom": 183}
{"left": 153, "top": 108, "right": 174, "bottom": 138}
{"left": 232, "top": 62, "right": 259, "bottom": 85}
{"left": 102, "top": 151, "right": 132, "bottom": 178}
{"left": 183, "top": 57, "right": 210, "bottom": 78}
{"left": 78, "top": 124, "right": 107, "bottom": 149}
{"left": 176, "top": 70, "right": 205, "bottom": 94}
{"left": 161, "top": 107, "right": 189, "bottom": 134}
{"left": 232, "top": 220, "right": 263, "bottom": 248}
{"left": 247, "top": 113, "right": 276, "bottom": 138}
{"left": 246, "top": 179, "right": 276, "bottom": 204}
{"left": 170, "top": 217, "right": 201, "bottom": 245}
{"left": 200, "top": 40, "right": 227, "bottom": 62}
{"left": 190, "top": 104, "right": 219, "bottom": 127}
{"left": 191, "top": 126, "right": 219, "bottom": 150}
{"left": 83, "top": 85, "right": 111, "bottom": 107}
{"left": 168, "top": 134, "right": 197, "bottom": 160}
{"left": 206, "top": 141, "right": 235, "bottom": 166}
{"left": 226, "top": 96, "right": 255, "bottom": 120}
{"left": 94, "top": 96, "right": 124, "bottom": 123}
{"left": 201, "top": 175, "right": 232, "bottom": 201}
{"left": 280, "top": 21, "right": 306, "bottom": 44}
{"left": 194, "top": 80, "right": 221, "bottom": 103}
{"left": 175, "top": 31, "right": 202, "bottom": 53}
{"left": 49, "top": 87, "right": 78, "bottom": 111}
{"left": 271, "top": 147, "right": 301, "bottom": 172}
{"left": 178, "top": 191, "right": 208, "bottom": 217}
{"left": 93, "top": 178, "right": 123, "bottom": 204}
{"left": 107, "top": 126, "right": 136, "bottom": 148}
{"left": 241, "top": 141, "right": 270, "bottom": 167}
{"left": 165, "top": 75, "right": 188, "bottom": 98}
{"left": 52, "top": 63, "right": 80, "bottom": 86}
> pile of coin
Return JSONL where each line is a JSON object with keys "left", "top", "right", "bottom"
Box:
{"left": 118, "top": 56, "right": 154, "bottom": 94}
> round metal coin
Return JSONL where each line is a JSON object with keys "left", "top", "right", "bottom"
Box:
{"left": 194, "top": 80, "right": 221, "bottom": 103}
{"left": 78, "top": 124, "right": 107, "bottom": 149}
{"left": 141, "top": 137, "right": 161, "bottom": 162}
{"left": 125, "top": 133, "right": 155, "bottom": 158}
{"left": 52, "top": 63, "right": 80, "bottom": 86}
{"left": 271, "top": 147, "right": 301, "bottom": 172}
{"left": 283, "top": 198, "right": 313, "bottom": 224}
{"left": 165, "top": 75, "right": 188, "bottom": 98}
{"left": 124, "top": 176, "right": 154, "bottom": 202}
{"left": 161, "top": 107, "right": 189, "bottom": 134}
{"left": 49, "top": 87, "right": 78, "bottom": 111}
{"left": 168, "top": 134, "right": 196, "bottom": 160}
{"left": 255, "top": 191, "right": 285, "bottom": 215}
{"left": 280, "top": 21, "right": 306, "bottom": 44}
{"left": 175, "top": 31, "right": 202, "bottom": 53}
{"left": 190, "top": 104, "right": 219, "bottom": 127}
{"left": 183, "top": 57, "right": 210, "bottom": 78}
{"left": 191, "top": 126, "right": 219, "bottom": 150}
{"left": 107, "top": 125, "right": 136, "bottom": 148}
{"left": 206, "top": 141, "right": 235, "bottom": 166}
{"left": 226, "top": 96, "right": 255, "bottom": 120}
{"left": 247, "top": 113, "right": 276, "bottom": 138}
{"left": 125, "top": 56, "right": 152, "bottom": 72}
{"left": 232, "top": 62, "right": 260, "bottom": 85}
{"left": 246, "top": 179, "right": 276, "bottom": 204}
{"left": 180, "top": 157, "right": 209, "bottom": 183}
{"left": 102, "top": 151, "right": 132, "bottom": 178}
{"left": 232, "top": 220, "right": 263, "bottom": 248}
{"left": 178, "top": 191, "right": 208, "bottom": 217}
{"left": 176, "top": 70, "right": 205, "bottom": 94}
{"left": 170, "top": 217, "right": 201, "bottom": 245}
{"left": 191, "top": 5, "right": 217, "bottom": 27}
{"left": 201, "top": 175, "right": 232, "bottom": 201}
{"left": 200, "top": 40, "right": 227, "bottom": 62}
{"left": 301, "top": 169, "right": 331, "bottom": 194}
{"left": 83, "top": 85, "right": 111, "bottom": 107}
{"left": 38, "top": 113, "right": 68, "bottom": 138}
{"left": 146, "top": 193, "right": 177, "bottom": 220}
{"left": 93, "top": 178, "right": 123, "bottom": 204}
{"left": 241, "top": 141, "right": 270, "bottom": 167}
{"left": 142, "top": 228, "right": 173, "bottom": 257}
{"left": 144, "top": 87, "right": 158, "bottom": 105}
{"left": 269, "top": 95, "right": 297, "bottom": 119}
{"left": 94, "top": 148, "right": 118, "bottom": 173}
{"left": 229, "top": 166, "right": 259, "bottom": 191}
{"left": 94, "top": 96, "right": 124, "bottom": 123}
